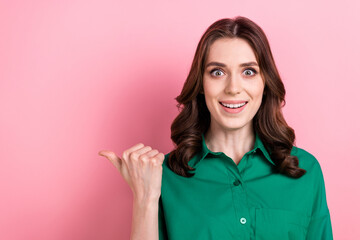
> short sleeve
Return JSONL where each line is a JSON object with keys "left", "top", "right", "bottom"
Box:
{"left": 158, "top": 195, "right": 168, "bottom": 240}
{"left": 306, "top": 161, "right": 333, "bottom": 240}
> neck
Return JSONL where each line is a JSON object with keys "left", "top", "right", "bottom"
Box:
{"left": 204, "top": 121, "right": 255, "bottom": 165}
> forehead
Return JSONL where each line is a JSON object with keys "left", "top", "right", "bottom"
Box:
{"left": 206, "top": 38, "right": 257, "bottom": 64}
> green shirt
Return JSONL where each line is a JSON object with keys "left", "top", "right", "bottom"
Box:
{"left": 158, "top": 132, "right": 333, "bottom": 240}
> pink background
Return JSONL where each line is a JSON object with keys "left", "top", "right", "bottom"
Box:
{"left": 1, "top": 0, "right": 359, "bottom": 239}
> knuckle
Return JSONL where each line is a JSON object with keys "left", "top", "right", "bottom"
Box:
{"left": 155, "top": 152, "right": 164, "bottom": 159}
{"left": 122, "top": 150, "right": 128, "bottom": 160}
{"left": 129, "top": 151, "right": 139, "bottom": 160}
{"left": 139, "top": 154, "right": 149, "bottom": 162}
{"left": 149, "top": 158, "right": 158, "bottom": 166}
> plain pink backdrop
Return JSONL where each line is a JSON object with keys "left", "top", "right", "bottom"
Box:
{"left": 1, "top": 0, "right": 359, "bottom": 239}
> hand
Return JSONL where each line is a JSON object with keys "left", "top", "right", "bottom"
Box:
{"left": 98, "top": 143, "right": 165, "bottom": 203}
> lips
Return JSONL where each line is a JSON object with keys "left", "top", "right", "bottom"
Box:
{"left": 219, "top": 100, "right": 247, "bottom": 113}
{"left": 220, "top": 101, "right": 247, "bottom": 109}
{"left": 219, "top": 100, "right": 248, "bottom": 109}
{"left": 220, "top": 100, "right": 248, "bottom": 104}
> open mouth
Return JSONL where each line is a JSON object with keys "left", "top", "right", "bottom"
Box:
{"left": 219, "top": 101, "right": 248, "bottom": 109}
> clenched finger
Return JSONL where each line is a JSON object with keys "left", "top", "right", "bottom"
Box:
{"left": 145, "top": 149, "right": 159, "bottom": 159}
{"left": 121, "top": 143, "right": 145, "bottom": 161}
{"left": 128, "top": 146, "right": 153, "bottom": 162}
{"left": 151, "top": 152, "right": 165, "bottom": 166}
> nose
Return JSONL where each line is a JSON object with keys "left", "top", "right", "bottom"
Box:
{"left": 224, "top": 74, "right": 242, "bottom": 95}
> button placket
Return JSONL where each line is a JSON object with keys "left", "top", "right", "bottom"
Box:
{"left": 226, "top": 163, "right": 250, "bottom": 238}
{"left": 233, "top": 179, "right": 241, "bottom": 186}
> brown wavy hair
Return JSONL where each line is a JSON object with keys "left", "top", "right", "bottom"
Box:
{"left": 168, "top": 16, "right": 306, "bottom": 178}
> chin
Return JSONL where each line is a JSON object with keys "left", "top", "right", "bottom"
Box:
{"left": 220, "top": 122, "right": 248, "bottom": 131}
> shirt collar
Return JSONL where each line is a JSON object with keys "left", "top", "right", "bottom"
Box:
{"left": 189, "top": 131, "right": 275, "bottom": 168}
{"left": 253, "top": 131, "right": 275, "bottom": 166}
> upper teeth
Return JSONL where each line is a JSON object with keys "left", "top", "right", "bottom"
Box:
{"left": 221, "top": 102, "right": 246, "bottom": 108}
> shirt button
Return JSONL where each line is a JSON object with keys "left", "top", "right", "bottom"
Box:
{"left": 233, "top": 179, "right": 241, "bottom": 186}
{"left": 240, "top": 217, "right": 247, "bottom": 224}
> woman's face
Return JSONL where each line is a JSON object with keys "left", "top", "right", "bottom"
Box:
{"left": 202, "top": 37, "right": 265, "bottom": 132}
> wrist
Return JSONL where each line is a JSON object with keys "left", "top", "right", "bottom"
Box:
{"left": 133, "top": 195, "right": 160, "bottom": 208}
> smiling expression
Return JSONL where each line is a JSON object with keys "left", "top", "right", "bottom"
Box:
{"left": 202, "top": 37, "right": 265, "bottom": 132}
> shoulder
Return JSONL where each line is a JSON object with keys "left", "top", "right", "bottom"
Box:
{"left": 162, "top": 152, "right": 173, "bottom": 172}
{"left": 290, "top": 146, "right": 324, "bottom": 178}
{"left": 162, "top": 151, "right": 199, "bottom": 177}
{"left": 163, "top": 152, "right": 170, "bottom": 165}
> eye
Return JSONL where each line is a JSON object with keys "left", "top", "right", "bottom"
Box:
{"left": 209, "top": 68, "right": 225, "bottom": 77}
{"left": 243, "top": 68, "right": 257, "bottom": 76}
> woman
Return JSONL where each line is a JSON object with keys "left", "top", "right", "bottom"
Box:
{"left": 99, "top": 16, "right": 333, "bottom": 240}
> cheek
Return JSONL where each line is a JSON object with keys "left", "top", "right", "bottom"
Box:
{"left": 203, "top": 81, "right": 221, "bottom": 99}
{"left": 249, "top": 81, "right": 265, "bottom": 99}
{"left": 204, "top": 93, "right": 217, "bottom": 111}
{"left": 203, "top": 86, "right": 220, "bottom": 114}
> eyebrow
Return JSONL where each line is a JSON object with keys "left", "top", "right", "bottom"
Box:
{"left": 205, "top": 61, "right": 259, "bottom": 68}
